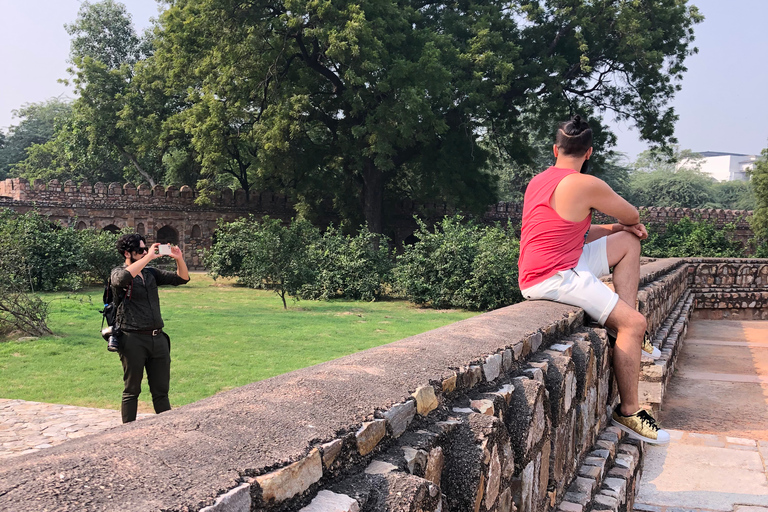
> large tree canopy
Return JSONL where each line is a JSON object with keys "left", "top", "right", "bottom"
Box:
{"left": 153, "top": 0, "right": 702, "bottom": 233}
{"left": 752, "top": 147, "right": 768, "bottom": 238}
{"left": 0, "top": 99, "right": 72, "bottom": 179}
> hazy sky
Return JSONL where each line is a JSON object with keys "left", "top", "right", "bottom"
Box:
{"left": 1, "top": 0, "right": 766, "bottom": 161}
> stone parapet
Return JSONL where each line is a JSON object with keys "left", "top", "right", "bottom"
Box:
{"left": 2, "top": 257, "right": 767, "bottom": 512}
{"left": 0, "top": 177, "right": 292, "bottom": 211}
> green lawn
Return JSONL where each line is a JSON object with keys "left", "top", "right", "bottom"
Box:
{"left": 0, "top": 273, "right": 477, "bottom": 412}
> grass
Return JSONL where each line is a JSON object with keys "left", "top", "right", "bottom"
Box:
{"left": 0, "top": 273, "right": 477, "bottom": 412}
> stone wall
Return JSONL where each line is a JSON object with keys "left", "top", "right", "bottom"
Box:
{"left": 687, "top": 259, "right": 768, "bottom": 320}
{"left": 7, "top": 258, "right": 747, "bottom": 512}
{"left": 0, "top": 178, "right": 295, "bottom": 269}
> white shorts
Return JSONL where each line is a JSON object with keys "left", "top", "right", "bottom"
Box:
{"left": 520, "top": 236, "right": 619, "bottom": 325}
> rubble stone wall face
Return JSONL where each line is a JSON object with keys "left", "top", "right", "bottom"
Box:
{"left": 687, "top": 259, "right": 768, "bottom": 320}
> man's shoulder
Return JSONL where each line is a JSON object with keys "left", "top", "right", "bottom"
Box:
{"left": 560, "top": 172, "right": 604, "bottom": 190}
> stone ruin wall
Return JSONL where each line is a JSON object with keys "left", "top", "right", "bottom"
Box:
{"left": 0, "top": 178, "right": 758, "bottom": 270}
{"left": 3, "top": 258, "right": 766, "bottom": 512}
{"left": 0, "top": 178, "right": 295, "bottom": 269}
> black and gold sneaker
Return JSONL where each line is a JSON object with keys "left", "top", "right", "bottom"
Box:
{"left": 642, "top": 332, "right": 661, "bottom": 360}
{"left": 611, "top": 405, "right": 670, "bottom": 445}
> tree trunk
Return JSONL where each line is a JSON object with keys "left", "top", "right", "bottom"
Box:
{"left": 362, "top": 159, "right": 384, "bottom": 235}
{"left": 117, "top": 145, "right": 156, "bottom": 187}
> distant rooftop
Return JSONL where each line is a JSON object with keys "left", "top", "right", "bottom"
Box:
{"left": 696, "top": 151, "right": 750, "bottom": 157}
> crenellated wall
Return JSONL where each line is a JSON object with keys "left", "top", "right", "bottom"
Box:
{"left": 0, "top": 178, "right": 296, "bottom": 269}
{"left": 6, "top": 258, "right": 765, "bottom": 512}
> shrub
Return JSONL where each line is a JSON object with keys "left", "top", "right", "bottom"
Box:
{"left": 79, "top": 228, "right": 123, "bottom": 284}
{"left": 394, "top": 216, "right": 522, "bottom": 310}
{"left": 0, "top": 209, "right": 123, "bottom": 291}
{"left": 301, "top": 225, "right": 392, "bottom": 301}
{"left": 642, "top": 217, "right": 745, "bottom": 258}
{"left": 0, "top": 218, "right": 52, "bottom": 336}
{"left": 0, "top": 209, "right": 84, "bottom": 291}
{"left": 205, "top": 216, "right": 318, "bottom": 308}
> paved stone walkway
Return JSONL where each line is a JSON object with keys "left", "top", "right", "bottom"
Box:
{"left": 634, "top": 320, "right": 768, "bottom": 512}
{"left": 0, "top": 399, "right": 149, "bottom": 459}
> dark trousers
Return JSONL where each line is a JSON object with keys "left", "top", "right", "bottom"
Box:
{"left": 118, "top": 331, "right": 171, "bottom": 423}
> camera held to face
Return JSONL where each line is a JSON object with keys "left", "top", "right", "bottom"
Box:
{"left": 102, "top": 325, "right": 121, "bottom": 352}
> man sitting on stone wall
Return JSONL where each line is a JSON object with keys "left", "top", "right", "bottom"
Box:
{"left": 517, "top": 115, "right": 670, "bottom": 445}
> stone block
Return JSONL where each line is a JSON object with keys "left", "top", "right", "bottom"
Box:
{"left": 502, "top": 348, "right": 514, "bottom": 371}
{"left": 484, "top": 444, "right": 501, "bottom": 508}
{"left": 563, "top": 476, "right": 596, "bottom": 506}
{"left": 300, "top": 490, "right": 360, "bottom": 512}
{"left": 356, "top": 419, "right": 387, "bottom": 456}
{"left": 528, "top": 332, "right": 543, "bottom": 352}
{"left": 255, "top": 448, "right": 323, "bottom": 503}
{"left": 498, "top": 488, "right": 513, "bottom": 512}
{"left": 601, "top": 477, "right": 626, "bottom": 501}
{"left": 200, "top": 483, "right": 251, "bottom": 512}
{"left": 321, "top": 439, "right": 343, "bottom": 469}
{"left": 382, "top": 400, "right": 416, "bottom": 438}
{"left": 441, "top": 373, "right": 457, "bottom": 394}
{"left": 508, "top": 378, "right": 548, "bottom": 463}
{"left": 402, "top": 447, "right": 428, "bottom": 475}
{"left": 471, "top": 399, "right": 495, "bottom": 416}
{"left": 365, "top": 460, "right": 398, "bottom": 475}
{"left": 606, "top": 466, "right": 631, "bottom": 480}
{"left": 424, "top": 447, "right": 444, "bottom": 487}
{"left": 578, "top": 464, "right": 602, "bottom": 480}
{"left": 592, "top": 493, "right": 619, "bottom": 511}
{"left": 484, "top": 353, "right": 503, "bottom": 382}
{"left": 557, "top": 502, "right": 584, "bottom": 512}
{"left": 519, "top": 460, "right": 535, "bottom": 512}
{"left": 412, "top": 386, "right": 439, "bottom": 416}
{"left": 494, "top": 384, "right": 515, "bottom": 405}
{"left": 459, "top": 366, "right": 483, "bottom": 389}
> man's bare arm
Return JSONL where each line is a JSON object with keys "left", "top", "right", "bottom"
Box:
{"left": 585, "top": 223, "right": 648, "bottom": 243}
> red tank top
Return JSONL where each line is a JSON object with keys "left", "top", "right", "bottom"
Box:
{"left": 518, "top": 167, "right": 592, "bottom": 289}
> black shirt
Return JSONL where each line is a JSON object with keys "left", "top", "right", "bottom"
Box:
{"left": 110, "top": 266, "right": 189, "bottom": 331}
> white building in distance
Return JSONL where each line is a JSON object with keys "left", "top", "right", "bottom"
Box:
{"left": 677, "top": 151, "right": 758, "bottom": 182}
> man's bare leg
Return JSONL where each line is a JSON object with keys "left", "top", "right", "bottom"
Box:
{"left": 605, "top": 231, "right": 646, "bottom": 415}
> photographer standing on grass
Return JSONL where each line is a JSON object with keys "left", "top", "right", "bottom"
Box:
{"left": 111, "top": 234, "right": 189, "bottom": 423}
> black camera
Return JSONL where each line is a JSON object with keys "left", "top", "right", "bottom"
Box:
{"left": 101, "top": 326, "right": 121, "bottom": 352}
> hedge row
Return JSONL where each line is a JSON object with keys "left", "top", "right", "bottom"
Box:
{"left": 205, "top": 215, "right": 523, "bottom": 311}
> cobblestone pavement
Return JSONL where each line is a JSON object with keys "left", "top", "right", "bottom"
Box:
{"left": 0, "top": 399, "right": 149, "bottom": 459}
{"left": 634, "top": 320, "right": 768, "bottom": 512}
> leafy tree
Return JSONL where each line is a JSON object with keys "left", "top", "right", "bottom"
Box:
{"left": 628, "top": 167, "right": 716, "bottom": 208}
{"left": 300, "top": 225, "right": 392, "bottom": 301}
{"left": 641, "top": 217, "right": 745, "bottom": 258}
{"left": 65, "top": 0, "right": 149, "bottom": 70}
{"left": 64, "top": 0, "right": 170, "bottom": 187}
{"left": 710, "top": 180, "right": 755, "bottom": 211}
{"left": 155, "top": 0, "right": 702, "bottom": 233}
{"left": 205, "top": 216, "right": 318, "bottom": 308}
{"left": 751, "top": 147, "right": 768, "bottom": 238}
{"left": 393, "top": 216, "right": 521, "bottom": 310}
{"left": 0, "top": 209, "right": 85, "bottom": 292}
{"left": 79, "top": 228, "right": 124, "bottom": 284}
{"left": 0, "top": 99, "right": 72, "bottom": 178}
